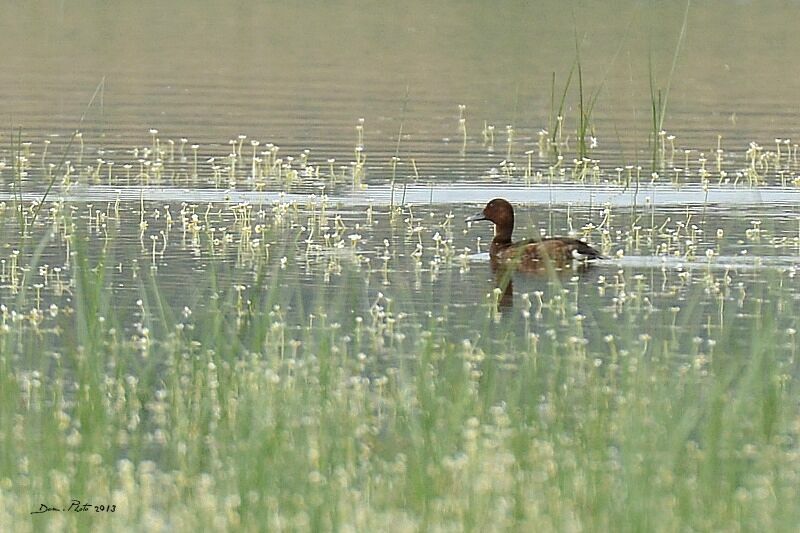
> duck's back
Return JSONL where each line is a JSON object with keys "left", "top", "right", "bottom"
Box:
{"left": 494, "top": 237, "right": 603, "bottom": 269}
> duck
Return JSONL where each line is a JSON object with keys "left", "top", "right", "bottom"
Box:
{"left": 466, "top": 198, "right": 604, "bottom": 271}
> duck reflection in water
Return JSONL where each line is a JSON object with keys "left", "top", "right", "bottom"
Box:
{"left": 466, "top": 198, "right": 605, "bottom": 309}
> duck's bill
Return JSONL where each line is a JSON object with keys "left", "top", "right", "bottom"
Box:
{"left": 465, "top": 212, "right": 486, "bottom": 222}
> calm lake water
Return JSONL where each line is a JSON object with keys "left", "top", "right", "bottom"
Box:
{"left": 2, "top": 1, "right": 800, "bottom": 168}
{"left": 0, "top": 0, "right": 797, "bottom": 334}
{"left": 1, "top": 1, "right": 798, "bottom": 312}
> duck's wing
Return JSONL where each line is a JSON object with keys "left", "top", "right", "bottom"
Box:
{"left": 495, "top": 237, "right": 605, "bottom": 270}
{"left": 512, "top": 237, "right": 605, "bottom": 261}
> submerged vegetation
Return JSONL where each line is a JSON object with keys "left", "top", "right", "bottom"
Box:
{"left": 0, "top": 119, "right": 798, "bottom": 531}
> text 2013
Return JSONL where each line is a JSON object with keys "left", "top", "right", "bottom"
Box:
{"left": 31, "top": 500, "right": 116, "bottom": 514}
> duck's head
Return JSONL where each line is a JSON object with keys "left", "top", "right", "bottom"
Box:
{"left": 465, "top": 198, "right": 514, "bottom": 228}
